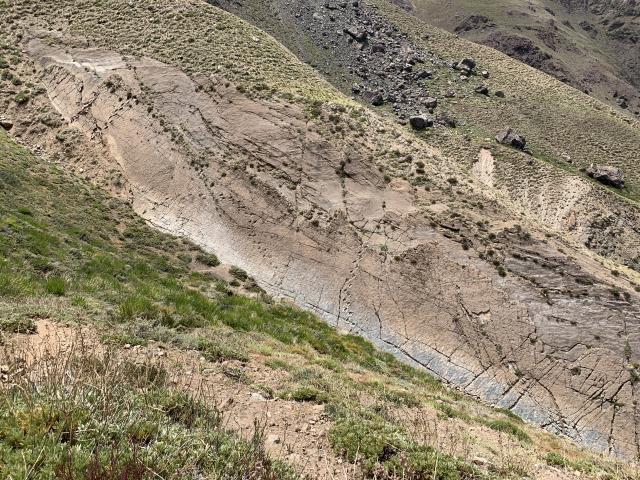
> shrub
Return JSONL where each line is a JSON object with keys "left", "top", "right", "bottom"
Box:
{"left": 281, "top": 386, "right": 329, "bottom": 404}
{"left": 196, "top": 252, "right": 220, "bottom": 267}
{"left": 229, "top": 266, "right": 248, "bottom": 281}
{"left": 14, "top": 90, "right": 30, "bottom": 104}
{"left": 118, "top": 295, "right": 159, "bottom": 321}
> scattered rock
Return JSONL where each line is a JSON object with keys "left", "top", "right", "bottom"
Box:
{"left": 494, "top": 90, "right": 505, "bottom": 98}
{"left": 344, "top": 26, "right": 367, "bottom": 42}
{"left": 496, "top": 128, "right": 526, "bottom": 150}
{"left": 436, "top": 111, "right": 456, "bottom": 128}
{"left": 250, "top": 392, "right": 268, "bottom": 402}
{"left": 481, "top": 70, "right": 490, "bottom": 78}
{"left": 454, "top": 15, "right": 495, "bottom": 34}
{"left": 423, "top": 96, "right": 437, "bottom": 109}
{"left": 409, "top": 114, "right": 433, "bottom": 129}
{"left": 587, "top": 164, "right": 625, "bottom": 189}
{"left": 474, "top": 84, "right": 489, "bottom": 95}
{"left": 472, "top": 456, "right": 489, "bottom": 466}
{"left": 267, "top": 434, "right": 281, "bottom": 445}
{"left": 456, "top": 57, "right": 476, "bottom": 74}
{"left": 370, "top": 92, "right": 384, "bottom": 106}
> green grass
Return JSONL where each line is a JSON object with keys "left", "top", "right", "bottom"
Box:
{"left": 329, "top": 414, "right": 486, "bottom": 479}
{"left": 483, "top": 419, "right": 531, "bottom": 443}
{"left": 0, "top": 348, "right": 297, "bottom": 480}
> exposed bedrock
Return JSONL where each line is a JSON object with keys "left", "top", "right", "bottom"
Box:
{"left": 28, "top": 39, "right": 640, "bottom": 458}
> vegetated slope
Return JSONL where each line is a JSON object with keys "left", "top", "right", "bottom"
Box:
{"left": 1, "top": 0, "right": 640, "bottom": 462}
{"left": 408, "top": 0, "right": 640, "bottom": 115}
{"left": 3, "top": 131, "right": 636, "bottom": 480}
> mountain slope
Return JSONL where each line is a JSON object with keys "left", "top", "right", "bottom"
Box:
{"left": 3, "top": 121, "right": 637, "bottom": 479}
{"left": 1, "top": 0, "right": 640, "bottom": 463}
{"left": 408, "top": 0, "right": 640, "bottom": 115}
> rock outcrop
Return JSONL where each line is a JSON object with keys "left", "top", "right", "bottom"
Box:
{"left": 496, "top": 128, "right": 526, "bottom": 150}
{"left": 588, "top": 164, "right": 625, "bottom": 189}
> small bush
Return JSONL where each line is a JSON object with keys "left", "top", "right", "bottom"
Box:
{"left": 14, "top": 90, "right": 30, "bottom": 104}
{"left": 118, "top": 295, "right": 159, "bottom": 321}
{"left": 229, "top": 266, "right": 249, "bottom": 282}
{"left": 281, "top": 386, "right": 329, "bottom": 404}
{"left": 196, "top": 252, "right": 220, "bottom": 267}
{"left": 0, "top": 316, "right": 37, "bottom": 334}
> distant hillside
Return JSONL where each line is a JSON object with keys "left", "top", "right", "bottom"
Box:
{"left": 409, "top": 0, "right": 639, "bottom": 115}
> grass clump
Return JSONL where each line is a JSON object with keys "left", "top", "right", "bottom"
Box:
{"left": 45, "top": 275, "right": 67, "bottom": 296}
{"left": 0, "top": 315, "right": 37, "bottom": 334}
{"left": 484, "top": 419, "right": 531, "bottom": 443}
{"left": 280, "top": 385, "right": 329, "bottom": 404}
{"left": 196, "top": 251, "right": 220, "bottom": 267}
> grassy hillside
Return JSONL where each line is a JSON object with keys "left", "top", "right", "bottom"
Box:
{"left": 0, "top": 125, "right": 636, "bottom": 478}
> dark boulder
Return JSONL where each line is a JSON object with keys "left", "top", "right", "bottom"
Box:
{"left": 414, "top": 70, "right": 432, "bottom": 80}
{"left": 496, "top": 128, "right": 526, "bottom": 150}
{"left": 474, "top": 84, "right": 489, "bottom": 95}
{"left": 344, "top": 26, "right": 367, "bottom": 42}
{"left": 371, "top": 93, "right": 384, "bottom": 106}
{"left": 587, "top": 164, "right": 625, "bottom": 189}
{"left": 0, "top": 119, "right": 13, "bottom": 130}
{"left": 409, "top": 115, "right": 433, "bottom": 130}
{"left": 456, "top": 57, "right": 476, "bottom": 73}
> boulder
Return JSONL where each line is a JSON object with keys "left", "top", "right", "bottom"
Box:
{"left": 423, "top": 97, "right": 437, "bottom": 109}
{"left": 409, "top": 115, "right": 433, "bottom": 130}
{"left": 496, "top": 128, "right": 526, "bottom": 150}
{"left": 456, "top": 57, "right": 476, "bottom": 73}
{"left": 414, "top": 70, "right": 432, "bottom": 80}
{"left": 371, "top": 93, "right": 384, "bottom": 106}
{"left": 475, "top": 84, "right": 489, "bottom": 95}
{"left": 344, "top": 26, "right": 367, "bottom": 42}
{"left": 587, "top": 164, "right": 625, "bottom": 189}
{"left": 0, "top": 119, "right": 13, "bottom": 130}
{"left": 494, "top": 90, "right": 505, "bottom": 98}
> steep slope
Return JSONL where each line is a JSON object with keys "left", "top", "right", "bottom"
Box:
{"left": 1, "top": 0, "right": 640, "bottom": 462}
{"left": 408, "top": 0, "right": 640, "bottom": 115}
{"left": 3, "top": 124, "right": 637, "bottom": 479}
